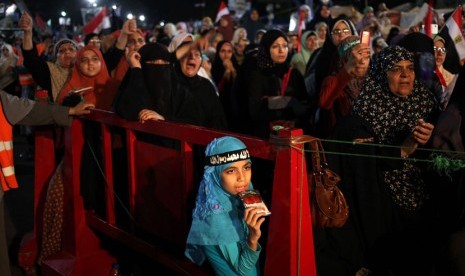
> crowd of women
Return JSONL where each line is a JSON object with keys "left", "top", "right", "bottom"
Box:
{"left": 0, "top": 2, "right": 464, "bottom": 275}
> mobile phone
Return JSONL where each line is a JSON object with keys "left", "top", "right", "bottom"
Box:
{"left": 361, "top": 31, "right": 370, "bottom": 45}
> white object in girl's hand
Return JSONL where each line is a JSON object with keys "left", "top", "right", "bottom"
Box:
{"left": 69, "top": 87, "right": 93, "bottom": 95}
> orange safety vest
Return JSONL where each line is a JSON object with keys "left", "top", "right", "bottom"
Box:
{"left": 0, "top": 102, "right": 18, "bottom": 191}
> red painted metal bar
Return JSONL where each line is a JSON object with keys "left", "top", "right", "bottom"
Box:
{"left": 180, "top": 140, "right": 194, "bottom": 233}
{"left": 125, "top": 129, "right": 137, "bottom": 233}
{"left": 101, "top": 124, "right": 115, "bottom": 224}
{"left": 264, "top": 129, "right": 317, "bottom": 276}
{"left": 26, "top": 109, "right": 317, "bottom": 275}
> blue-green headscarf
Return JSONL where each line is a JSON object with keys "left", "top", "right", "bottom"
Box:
{"left": 185, "top": 136, "right": 253, "bottom": 265}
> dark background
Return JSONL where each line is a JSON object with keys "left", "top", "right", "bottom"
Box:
{"left": 17, "top": 0, "right": 423, "bottom": 29}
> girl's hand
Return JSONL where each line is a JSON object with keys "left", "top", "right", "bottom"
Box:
{"left": 244, "top": 207, "right": 266, "bottom": 251}
{"left": 138, "top": 109, "right": 165, "bottom": 123}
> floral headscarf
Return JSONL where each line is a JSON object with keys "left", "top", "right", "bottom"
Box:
{"left": 185, "top": 136, "right": 253, "bottom": 265}
{"left": 354, "top": 46, "right": 437, "bottom": 144}
{"left": 353, "top": 46, "right": 438, "bottom": 212}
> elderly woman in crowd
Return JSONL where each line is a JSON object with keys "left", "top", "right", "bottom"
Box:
{"left": 243, "top": 29, "right": 309, "bottom": 137}
{"left": 0, "top": 44, "right": 19, "bottom": 96}
{"left": 317, "top": 46, "right": 439, "bottom": 276}
{"left": 175, "top": 41, "right": 227, "bottom": 130}
{"left": 20, "top": 12, "right": 78, "bottom": 102}
{"left": 318, "top": 35, "right": 370, "bottom": 138}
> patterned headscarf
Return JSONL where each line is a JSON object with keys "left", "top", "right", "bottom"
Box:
{"left": 185, "top": 136, "right": 253, "bottom": 265}
{"left": 353, "top": 46, "right": 438, "bottom": 212}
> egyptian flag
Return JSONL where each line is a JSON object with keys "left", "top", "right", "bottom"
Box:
{"left": 215, "top": 1, "right": 229, "bottom": 23}
{"left": 439, "top": 6, "right": 465, "bottom": 73}
{"left": 82, "top": 6, "right": 111, "bottom": 35}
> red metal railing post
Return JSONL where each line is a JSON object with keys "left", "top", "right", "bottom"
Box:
{"left": 264, "top": 129, "right": 317, "bottom": 276}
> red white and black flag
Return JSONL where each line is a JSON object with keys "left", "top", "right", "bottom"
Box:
{"left": 215, "top": 1, "right": 229, "bottom": 23}
{"left": 444, "top": 7, "right": 465, "bottom": 60}
{"left": 81, "top": 6, "right": 111, "bottom": 35}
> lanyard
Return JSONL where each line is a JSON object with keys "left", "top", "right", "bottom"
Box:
{"left": 281, "top": 67, "right": 293, "bottom": 96}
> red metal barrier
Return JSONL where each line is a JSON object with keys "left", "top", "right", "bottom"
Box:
{"left": 19, "top": 109, "right": 317, "bottom": 276}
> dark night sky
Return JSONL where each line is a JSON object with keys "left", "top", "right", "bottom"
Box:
{"left": 21, "top": 0, "right": 222, "bottom": 27}
{"left": 19, "top": 0, "right": 423, "bottom": 29}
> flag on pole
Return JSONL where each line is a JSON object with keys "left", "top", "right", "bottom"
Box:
{"left": 424, "top": 0, "right": 434, "bottom": 37}
{"left": 215, "top": 1, "right": 229, "bottom": 23}
{"left": 82, "top": 6, "right": 111, "bottom": 35}
{"left": 443, "top": 6, "right": 465, "bottom": 60}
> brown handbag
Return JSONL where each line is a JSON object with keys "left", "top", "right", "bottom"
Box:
{"left": 308, "top": 138, "right": 349, "bottom": 228}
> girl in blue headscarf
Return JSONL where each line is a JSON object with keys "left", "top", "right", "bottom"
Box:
{"left": 185, "top": 136, "right": 267, "bottom": 276}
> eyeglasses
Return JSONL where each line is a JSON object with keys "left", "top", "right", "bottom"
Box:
{"left": 434, "top": 46, "right": 447, "bottom": 54}
{"left": 331, "top": 28, "right": 351, "bottom": 36}
{"left": 89, "top": 39, "right": 101, "bottom": 44}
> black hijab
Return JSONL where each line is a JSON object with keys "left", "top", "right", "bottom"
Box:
{"left": 257, "top": 29, "right": 289, "bottom": 76}
{"left": 211, "top": 40, "right": 239, "bottom": 85}
{"left": 138, "top": 42, "right": 172, "bottom": 115}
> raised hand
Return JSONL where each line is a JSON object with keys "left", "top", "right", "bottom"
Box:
{"left": 19, "top": 12, "right": 33, "bottom": 32}
{"left": 125, "top": 47, "right": 141, "bottom": 68}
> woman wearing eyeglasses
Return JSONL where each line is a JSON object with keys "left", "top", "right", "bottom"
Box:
{"left": 304, "top": 15, "right": 358, "bottom": 135}
{"left": 434, "top": 36, "right": 457, "bottom": 108}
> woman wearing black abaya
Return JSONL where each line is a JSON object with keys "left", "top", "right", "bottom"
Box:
{"left": 429, "top": 62, "right": 465, "bottom": 276}
{"left": 318, "top": 46, "right": 439, "bottom": 276}
{"left": 175, "top": 42, "right": 228, "bottom": 130}
{"left": 115, "top": 42, "right": 200, "bottom": 124}
{"left": 304, "top": 16, "right": 357, "bottom": 134}
{"left": 242, "top": 29, "right": 309, "bottom": 138}
{"left": 211, "top": 40, "right": 240, "bottom": 131}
